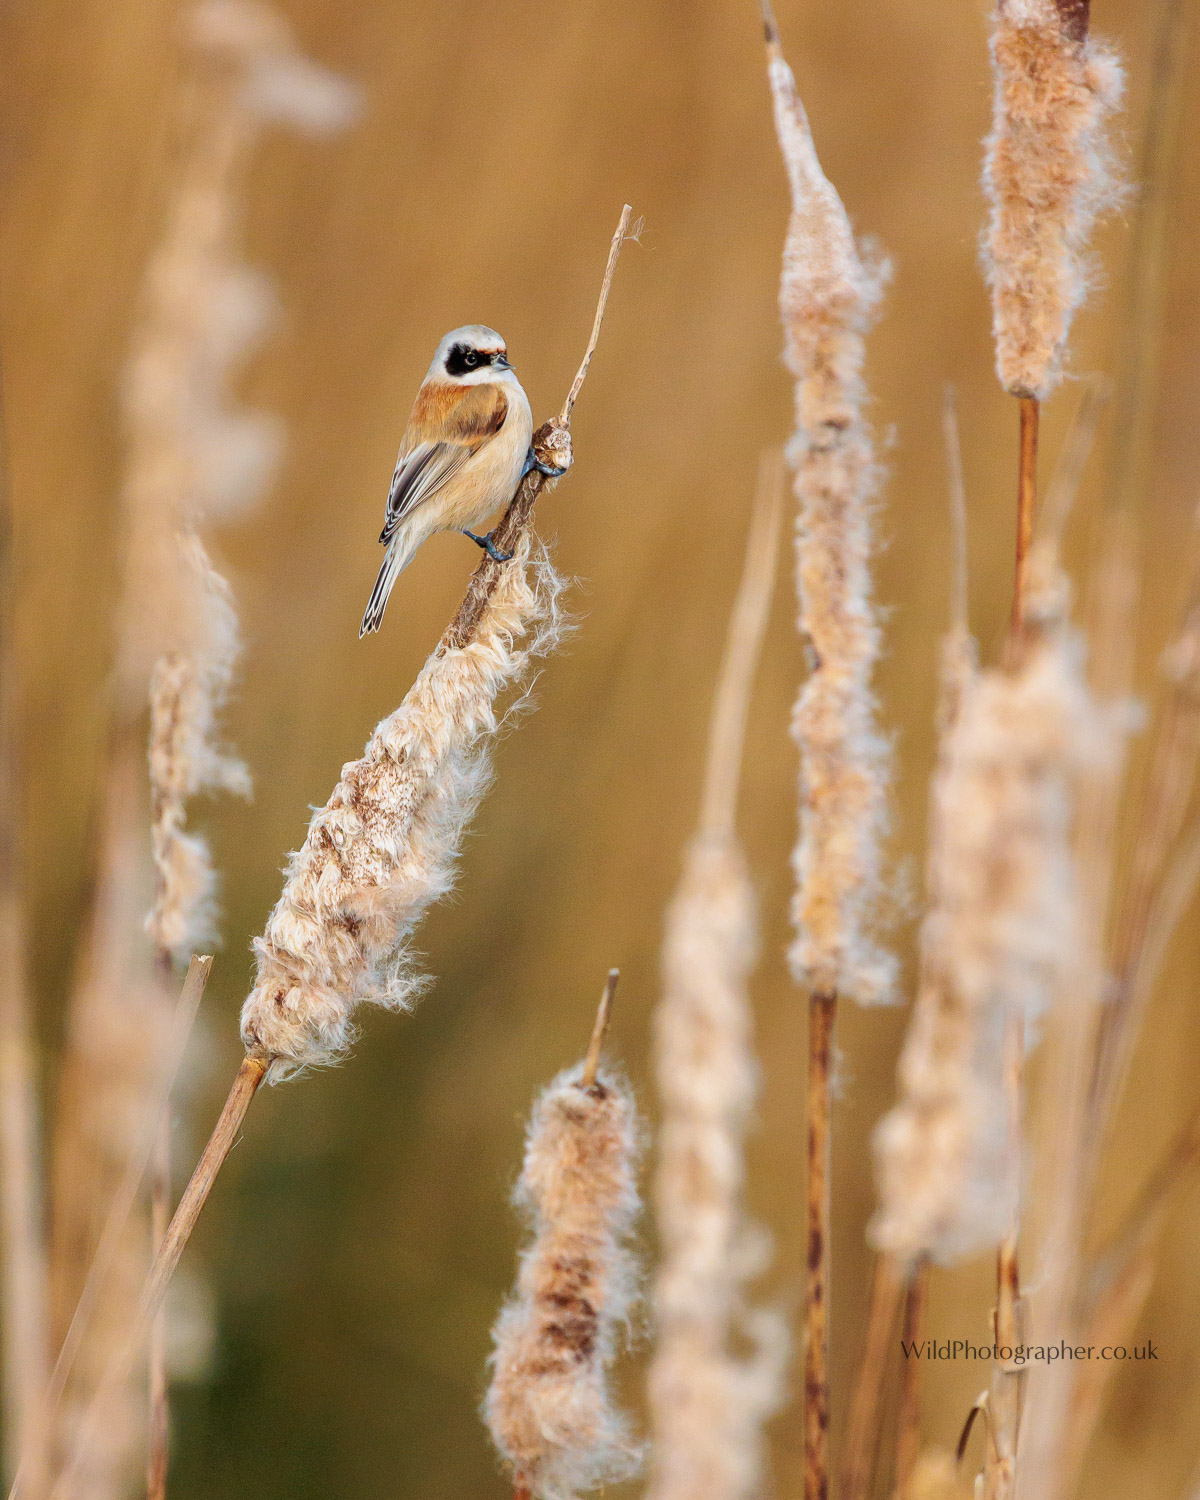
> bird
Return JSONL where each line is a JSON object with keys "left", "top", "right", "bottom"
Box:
{"left": 360, "top": 325, "right": 536, "bottom": 637}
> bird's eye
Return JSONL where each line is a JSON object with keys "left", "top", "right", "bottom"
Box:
{"left": 465, "top": 350, "right": 479, "bottom": 367}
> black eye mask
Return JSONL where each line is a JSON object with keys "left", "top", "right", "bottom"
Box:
{"left": 445, "top": 343, "right": 494, "bottom": 377}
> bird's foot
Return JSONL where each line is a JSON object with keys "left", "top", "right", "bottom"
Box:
{"left": 463, "top": 529, "right": 514, "bottom": 563}
{"left": 520, "top": 447, "right": 569, "bottom": 480}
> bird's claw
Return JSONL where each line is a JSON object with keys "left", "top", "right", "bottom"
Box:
{"left": 463, "top": 529, "right": 514, "bottom": 564}
{"left": 520, "top": 447, "right": 569, "bottom": 480}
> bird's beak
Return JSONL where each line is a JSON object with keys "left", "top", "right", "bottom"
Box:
{"left": 494, "top": 354, "right": 512, "bottom": 371}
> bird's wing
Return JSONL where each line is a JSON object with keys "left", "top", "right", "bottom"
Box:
{"left": 380, "top": 382, "right": 510, "bottom": 543}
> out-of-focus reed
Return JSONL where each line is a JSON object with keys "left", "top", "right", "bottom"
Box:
{"left": 43, "top": 7, "right": 356, "bottom": 1498}
{"left": 647, "top": 455, "right": 787, "bottom": 1500}
{"left": 761, "top": 7, "right": 893, "bottom": 1496}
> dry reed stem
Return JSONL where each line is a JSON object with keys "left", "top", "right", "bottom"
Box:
{"left": 1009, "top": 399, "right": 1040, "bottom": 637}
{"left": 0, "top": 476, "right": 48, "bottom": 1500}
{"left": 145, "top": 1120, "right": 170, "bottom": 1500}
{"left": 484, "top": 988, "right": 641, "bottom": 1500}
{"left": 1056, "top": 1102, "right": 1200, "bottom": 1485}
{"left": 45, "top": 1045, "right": 259, "bottom": 1500}
{"left": 700, "top": 450, "right": 785, "bottom": 839}
{"left": 581, "top": 971, "right": 619, "bottom": 1092}
{"left": 805, "top": 991, "right": 835, "bottom": 1500}
{"left": 1091, "top": 547, "right": 1200, "bottom": 1119}
{"left": 57, "top": 209, "right": 635, "bottom": 1482}
{"left": 893, "top": 1268, "right": 927, "bottom": 1500}
{"left": 982, "top": 0, "right": 1124, "bottom": 400}
{"left": 0, "top": 896, "right": 46, "bottom": 1500}
{"left": 647, "top": 461, "right": 786, "bottom": 1500}
{"left": 22, "top": 957, "right": 211, "bottom": 1500}
{"left": 840, "top": 1254, "right": 903, "bottom": 1500}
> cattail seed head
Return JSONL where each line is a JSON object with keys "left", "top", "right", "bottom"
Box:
{"left": 485, "top": 1065, "right": 641, "bottom": 1500}
{"left": 767, "top": 46, "right": 894, "bottom": 1005}
{"left": 982, "top": 0, "right": 1124, "bottom": 399}
{"left": 871, "top": 549, "right": 1114, "bottom": 1265}
{"left": 240, "top": 537, "right": 565, "bottom": 1080}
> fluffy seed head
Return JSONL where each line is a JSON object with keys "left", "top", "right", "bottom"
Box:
{"left": 240, "top": 538, "right": 565, "bottom": 1080}
{"left": 982, "top": 0, "right": 1124, "bottom": 398}
{"left": 871, "top": 550, "right": 1114, "bottom": 1264}
{"left": 485, "top": 1066, "right": 641, "bottom": 1500}
{"left": 767, "top": 47, "right": 894, "bottom": 1005}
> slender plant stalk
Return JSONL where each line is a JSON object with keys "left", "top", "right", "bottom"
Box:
{"left": 1010, "top": 398, "right": 1040, "bottom": 637}
{"left": 146, "top": 945, "right": 175, "bottom": 1500}
{"left": 892, "top": 1267, "right": 926, "bottom": 1500}
{"left": 0, "top": 449, "right": 48, "bottom": 1500}
{"left": 840, "top": 1254, "right": 903, "bottom": 1500}
{"left": 805, "top": 990, "right": 835, "bottom": 1500}
{"left": 581, "top": 970, "right": 619, "bottom": 1090}
{"left": 7, "top": 956, "right": 210, "bottom": 1500}
{"left": 146, "top": 1124, "right": 170, "bottom": 1500}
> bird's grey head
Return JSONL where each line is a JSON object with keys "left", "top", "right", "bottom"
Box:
{"left": 431, "top": 325, "right": 513, "bottom": 385}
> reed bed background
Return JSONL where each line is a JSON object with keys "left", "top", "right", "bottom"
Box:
{"left": 2, "top": 0, "right": 1200, "bottom": 1498}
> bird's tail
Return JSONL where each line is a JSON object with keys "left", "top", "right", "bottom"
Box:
{"left": 359, "top": 525, "right": 422, "bottom": 637}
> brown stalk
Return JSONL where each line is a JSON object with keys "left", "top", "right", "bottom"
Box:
{"left": 146, "top": 1120, "right": 170, "bottom": 1500}
{"left": 805, "top": 990, "right": 836, "bottom": 1500}
{"left": 1009, "top": 397, "right": 1040, "bottom": 638}
{"left": 146, "top": 950, "right": 173, "bottom": 1500}
{"left": 839, "top": 1253, "right": 904, "bottom": 1500}
{"left": 893, "top": 1267, "right": 927, "bottom": 1500}
{"left": 0, "top": 449, "right": 48, "bottom": 1499}
{"left": 55, "top": 205, "right": 636, "bottom": 1498}
{"left": 983, "top": 1014, "right": 1025, "bottom": 1500}
{"left": 979, "top": 380, "right": 1040, "bottom": 1500}
{"left": 699, "top": 449, "right": 785, "bottom": 842}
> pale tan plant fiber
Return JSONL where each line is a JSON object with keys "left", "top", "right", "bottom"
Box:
{"left": 766, "top": 35, "right": 894, "bottom": 1006}
{"left": 647, "top": 461, "right": 787, "bottom": 1500}
{"left": 485, "top": 1065, "right": 641, "bottom": 1500}
{"left": 48, "top": 755, "right": 170, "bottom": 1500}
{"left": 240, "top": 534, "right": 565, "bottom": 1080}
{"left": 122, "top": 0, "right": 356, "bottom": 958}
{"left": 872, "top": 546, "right": 1112, "bottom": 1266}
{"left": 982, "top": 0, "right": 1124, "bottom": 400}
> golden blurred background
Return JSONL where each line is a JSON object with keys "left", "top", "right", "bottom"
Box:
{"left": 3, "top": 0, "right": 1199, "bottom": 1495}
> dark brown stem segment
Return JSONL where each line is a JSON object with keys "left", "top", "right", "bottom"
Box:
{"left": 841, "top": 1254, "right": 904, "bottom": 1500}
{"left": 806, "top": 991, "right": 836, "bottom": 1500}
{"left": 893, "top": 1266, "right": 927, "bottom": 1500}
{"left": 1010, "top": 397, "right": 1040, "bottom": 636}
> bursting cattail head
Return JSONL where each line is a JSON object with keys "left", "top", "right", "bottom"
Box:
{"left": 485, "top": 1065, "right": 642, "bottom": 1500}
{"left": 240, "top": 537, "right": 565, "bottom": 1079}
{"left": 766, "top": 37, "right": 895, "bottom": 1005}
{"left": 982, "top": 0, "right": 1124, "bottom": 399}
{"left": 871, "top": 549, "right": 1113, "bottom": 1264}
